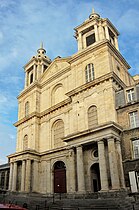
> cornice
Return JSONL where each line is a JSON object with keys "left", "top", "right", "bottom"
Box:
{"left": 68, "top": 40, "right": 108, "bottom": 64}
{"left": 41, "top": 66, "right": 71, "bottom": 88}
{"left": 103, "top": 18, "right": 119, "bottom": 35}
{"left": 108, "top": 42, "right": 130, "bottom": 69}
{"left": 63, "top": 121, "right": 123, "bottom": 142}
{"left": 74, "top": 17, "right": 98, "bottom": 31}
{"left": 68, "top": 40, "right": 130, "bottom": 70}
{"left": 14, "top": 112, "right": 40, "bottom": 127}
{"left": 66, "top": 72, "right": 126, "bottom": 98}
{"left": 17, "top": 81, "right": 41, "bottom": 99}
{"left": 8, "top": 149, "right": 40, "bottom": 159}
{"left": 14, "top": 98, "right": 71, "bottom": 127}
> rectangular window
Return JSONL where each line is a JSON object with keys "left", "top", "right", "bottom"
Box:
{"left": 132, "top": 140, "right": 139, "bottom": 159}
{"left": 86, "top": 34, "right": 95, "bottom": 47}
{"left": 127, "top": 89, "right": 135, "bottom": 102}
{"left": 129, "top": 111, "right": 139, "bottom": 128}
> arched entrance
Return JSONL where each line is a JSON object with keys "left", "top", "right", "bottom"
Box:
{"left": 54, "top": 161, "right": 67, "bottom": 193}
{"left": 90, "top": 163, "right": 101, "bottom": 192}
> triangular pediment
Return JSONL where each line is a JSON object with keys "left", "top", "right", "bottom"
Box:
{"left": 40, "top": 57, "right": 70, "bottom": 84}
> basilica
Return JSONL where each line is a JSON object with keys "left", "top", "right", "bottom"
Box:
{"left": 1, "top": 9, "right": 139, "bottom": 195}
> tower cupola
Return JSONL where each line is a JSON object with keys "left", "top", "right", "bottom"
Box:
{"left": 74, "top": 8, "right": 119, "bottom": 51}
{"left": 89, "top": 8, "right": 100, "bottom": 19}
{"left": 37, "top": 42, "right": 46, "bottom": 55}
{"left": 24, "top": 43, "right": 51, "bottom": 88}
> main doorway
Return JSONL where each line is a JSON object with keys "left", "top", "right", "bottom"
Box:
{"left": 90, "top": 163, "right": 101, "bottom": 192}
{"left": 53, "top": 161, "right": 67, "bottom": 193}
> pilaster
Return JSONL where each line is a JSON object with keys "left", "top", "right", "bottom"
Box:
{"left": 46, "top": 160, "right": 51, "bottom": 193}
{"left": 115, "top": 139, "right": 125, "bottom": 188}
{"left": 114, "top": 36, "right": 119, "bottom": 51}
{"left": 105, "top": 25, "right": 110, "bottom": 40}
{"left": 67, "top": 148, "right": 76, "bottom": 193}
{"left": 94, "top": 24, "right": 99, "bottom": 41}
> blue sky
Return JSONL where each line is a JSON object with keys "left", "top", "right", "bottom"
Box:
{"left": 0, "top": 0, "right": 139, "bottom": 164}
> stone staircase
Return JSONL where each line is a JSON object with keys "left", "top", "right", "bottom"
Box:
{"left": 0, "top": 192, "right": 138, "bottom": 210}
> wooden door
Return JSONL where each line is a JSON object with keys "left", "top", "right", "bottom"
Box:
{"left": 54, "top": 168, "right": 66, "bottom": 193}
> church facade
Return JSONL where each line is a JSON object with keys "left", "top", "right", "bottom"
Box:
{"left": 7, "top": 10, "right": 139, "bottom": 194}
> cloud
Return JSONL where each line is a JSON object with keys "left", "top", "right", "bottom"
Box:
{"left": 118, "top": 9, "right": 139, "bottom": 34}
{"left": 0, "top": 91, "right": 17, "bottom": 116}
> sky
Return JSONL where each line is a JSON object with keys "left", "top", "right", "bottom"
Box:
{"left": 0, "top": 0, "right": 139, "bottom": 164}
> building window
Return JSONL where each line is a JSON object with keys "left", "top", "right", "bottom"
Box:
{"left": 108, "top": 28, "right": 115, "bottom": 45}
{"left": 127, "top": 89, "right": 135, "bottom": 102}
{"left": 132, "top": 139, "right": 139, "bottom": 159}
{"left": 86, "top": 33, "right": 95, "bottom": 47}
{"left": 23, "top": 135, "right": 28, "bottom": 150}
{"left": 30, "top": 73, "right": 33, "bottom": 84}
{"left": 88, "top": 105, "right": 98, "bottom": 128}
{"left": 129, "top": 111, "right": 139, "bottom": 128}
{"left": 53, "top": 120, "right": 64, "bottom": 148}
{"left": 85, "top": 64, "right": 95, "bottom": 83}
{"left": 25, "top": 101, "right": 29, "bottom": 117}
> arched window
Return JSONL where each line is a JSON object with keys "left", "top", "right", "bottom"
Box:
{"left": 23, "top": 135, "right": 28, "bottom": 150}
{"left": 25, "top": 101, "right": 29, "bottom": 117}
{"left": 85, "top": 63, "right": 95, "bottom": 83}
{"left": 53, "top": 120, "right": 64, "bottom": 148}
{"left": 88, "top": 105, "right": 98, "bottom": 128}
{"left": 51, "top": 84, "right": 64, "bottom": 105}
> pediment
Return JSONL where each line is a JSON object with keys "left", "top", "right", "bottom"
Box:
{"left": 41, "top": 57, "right": 70, "bottom": 84}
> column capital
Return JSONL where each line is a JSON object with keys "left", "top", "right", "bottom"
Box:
{"left": 76, "top": 145, "right": 83, "bottom": 149}
{"left": 115, "top": 138, "right": 121, "bottom": 143}
{"left": 98, "top": 138, "right": 105, "bottom": 144}
{"left": 107, "top": 136, "right": 115, "bottom": 141}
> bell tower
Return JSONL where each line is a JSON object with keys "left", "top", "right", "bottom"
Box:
{"left": 24, "top": 43, "right": 51, "bottom": 88}
{"left": 74, "top": 9, "right": 119, "bottom": 51}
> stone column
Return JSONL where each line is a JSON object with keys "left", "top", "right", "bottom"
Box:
{"left": 98, "top": 139, "right": 109, "bottom": 191}
{"left": 99, "top": 24, "right": 105, "bottom": 40}
{"left": 21, "top": 160, "right": 26, "bottom": 192}
{"left": 41, "top": 64, "right": 44, "bottom": 74}
{"left": 25, "top": 159, "right": 31, "bottom": 192}
{"left": 115, "top": 139, "right": 125, "bottom": 189}
{"left": 25, "top": 72, "right": 28, "bottom": 88}
{"left": 114, "top": 36, "right": 119, "bottom": 51}
{"left": 4, "top": 171, "right": 8, "bottom": 190}
{"left": 12, "top": 162, "right": 17, "bottom": 191}
{"left": 46, "top": 160, "right": 51, "bottom": 193}
{"left": 105, "top": 26, "right": 110, "bottom": 40}
{"left": 78, "top": 32, "right": 83, "bottom": 51}
{"left": 94, "top": 24, "right": 99, "bottom": 41}
{"left": 107, "top": 136, "right": 120, "bottom": 190}
{"left": 33, "top": 64, "right": 36, "bottom": 80}
{"left": 32, "top": 160, "right": 39, "bottom": 192}
{"left": 41, "top": 161, "right": 47, "bottom": 193}
{"left": 9, "top": 162, "right": 13, "bottom": 190}
{"left": 76, "top": 146, "right": 85, "bottom": 193}
{"left": 67, "top": 148, "right": 76, "bottom": 193}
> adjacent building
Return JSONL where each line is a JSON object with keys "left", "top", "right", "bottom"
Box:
{"left": 7, "top": 9, "right": 139, "bottom": 194}
{"left": 0, "top": 164, "right": 10, "bottom": 192}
